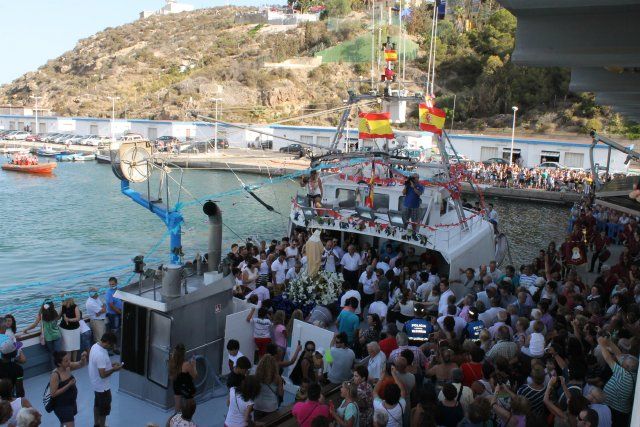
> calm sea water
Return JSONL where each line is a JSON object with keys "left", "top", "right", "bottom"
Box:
{"left": 0, "top": 157, "right": 569, "bottom": 324}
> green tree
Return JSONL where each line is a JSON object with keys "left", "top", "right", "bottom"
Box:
{"left": 326, "top": 0, "right": 351, "bottom": 17}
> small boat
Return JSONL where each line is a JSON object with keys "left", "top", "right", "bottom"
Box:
{"left": 70, "top": 153, "right": 96, "bottom": 161}
{"left": 55, "top": 152, "right": 95, "bottom": 162}
{"left": 96, "top": 148, "right": 111, "bottom": 164}
{"left": 1, "top": 147, "right": 30, "bottom": 155}
{"left": 36, "top": 146, "right": 59, "bottom": 157}
{"left": 2, "top": 162, "right": 57, "bottom": 174}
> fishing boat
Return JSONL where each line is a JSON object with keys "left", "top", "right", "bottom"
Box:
{"left": 96, "top": 147, "right": 111, "bottom": 163}
{"left": 2, "top": 161, "right": 57, "bottom": 174}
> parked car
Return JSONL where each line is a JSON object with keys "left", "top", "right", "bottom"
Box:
{"left": 68, "top": 135, "right": 87, "bottom": 145}
{"left": 6, "top": 131, "right": 30, "bottom": 140}
{"left": 83, "top": 135, "right": 111, "bottom": 146}
{"left": 0, "top": 130, "right": 17, "bottom": 139}
{"left": 208, "top": 138, "right": 229, "bottom": 149}
{"left": 279, "top": 143, "right": 306, "bottom": 154}
{"left": 482, "top": 157, "right": 509, "bottom": 165}
{"left": 260, "top": 140, "right": 273, "bottom": 150}
{"left": 155, "top": 135, "right": 179, "bottom": 145}
{"left": 43, "top": 133, "right": 61, "bottom": 143}
{"left": 25, "top": 134, "right": 40, "bottom": 142}
{"left": 538, "top": 161, "right": 565, "bottom": 169}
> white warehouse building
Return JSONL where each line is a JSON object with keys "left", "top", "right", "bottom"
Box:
{"left": 0, "top": 112, "right": 631, "bottom": 172}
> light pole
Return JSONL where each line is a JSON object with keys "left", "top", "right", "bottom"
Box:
{"left": 211, "top": 98, "right": 222, "bottom": 155}
{"left": 107, "top": 96, "right": 120, "bottom": 142}
{"left": 450, "top": 94, "right": 456, "bottom": 133}
{"left": 30, "top": 95, "right": 42, "bottom": 134}
{"left": 510, "top": 106, "right": 518, "bottom": 166}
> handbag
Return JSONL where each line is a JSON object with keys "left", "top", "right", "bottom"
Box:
{"left": 43, "top": 371, "right": 61, "bottom": 413}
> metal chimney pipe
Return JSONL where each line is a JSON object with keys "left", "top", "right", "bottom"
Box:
{"left": 202, "top": 201, "right": 222, "bottom": 272}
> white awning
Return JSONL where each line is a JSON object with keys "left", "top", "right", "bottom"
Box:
{"left": 541, "top": 150, "right": 560, "bottom": 156}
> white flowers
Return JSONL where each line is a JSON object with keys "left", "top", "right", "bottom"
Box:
{"left": 287, "top": 270, "right": 343, "bottom": 306}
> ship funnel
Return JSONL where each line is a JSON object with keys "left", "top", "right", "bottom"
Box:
{"left": 202, "top": 201, "right": 222, "bottom": 272}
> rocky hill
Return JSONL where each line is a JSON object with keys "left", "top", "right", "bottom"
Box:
{"left": 0, "top": 7, "right": 388, "bottom": 125}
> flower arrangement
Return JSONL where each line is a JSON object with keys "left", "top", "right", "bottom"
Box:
{"left": 287, "top": 270, "right": 343, "bottom": 306}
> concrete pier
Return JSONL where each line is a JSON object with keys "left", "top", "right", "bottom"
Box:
{"left": 461, "top": 182, "right": 582, "bottom": 204}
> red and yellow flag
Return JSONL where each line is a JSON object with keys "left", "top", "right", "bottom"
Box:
{"left": 358, "top": 112, "right": 394, "bottom": 139}
{"left": 384, "top": 49, "right": 398, "bottom": 62}
{"left": 419, "top": 103, "right": 446, "bottom": 135}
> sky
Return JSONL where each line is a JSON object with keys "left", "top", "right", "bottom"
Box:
{"left": 0, "top": 0, "right": 266, "bottom": 85}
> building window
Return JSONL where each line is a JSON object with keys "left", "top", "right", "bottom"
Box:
{"left": 564, "top": 152, "right": 584, "bottom": 168}
{"left": 480, "top": 146, "right": 499, "bottom": 161}
{"left": 373, "top": 193, "right": 389, "bottom": 211}
{"left": 300, "top": 135, "right": 314, "bottom": 145}
{"left": 541, "top": 151, "right": 560, "bottom": 163}
{"left": 148, "top": 128, "right": 158, "bottom": 141}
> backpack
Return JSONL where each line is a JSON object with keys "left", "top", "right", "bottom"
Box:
{"left": 42, "top": 370, "right": 60, "bottom": 413}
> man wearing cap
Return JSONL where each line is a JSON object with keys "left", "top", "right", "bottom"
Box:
{"left": 104, "top": 277, "right": 123, "bottom": 355}
{"left": 404, "top": 304, "right": 434, "bottom": 346}
{"left": 0, "top": 335, "right": 24, "bottom": 398}
{"left": 86, "top": 287, "right": 107, "bottom": 344}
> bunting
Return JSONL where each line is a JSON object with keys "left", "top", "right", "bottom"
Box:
{"left": 358, "top": 112, "right": 394, "bottom": 139}
{"left": 419, "top": 103, "right": 446, "bottom": 135}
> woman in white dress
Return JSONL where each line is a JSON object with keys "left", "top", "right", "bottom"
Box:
{"left": 242, "top": 258, "right": 260, "bottom": 291}
{"left": 59, "top": 296, "right": 81, "bottom": 361}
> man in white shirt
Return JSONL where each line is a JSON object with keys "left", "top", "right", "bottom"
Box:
{"left": 285, "top": 239, "right": 300, "bottom": 269}
{"left": 416, "top": 278, "right": 433, "bottom": 302}
{"left": 488, "top": 261, "right": 503, "bottom": 283}
{"left": 86, "top": 287, "right": 107, "bottom": 344}
{"left": 358, "top": 266, "right": 378, "bottom": 310}
{"left": 376, "top": 257, "right": 391, "bottom": 275}
{"left": 340, "top": 245, "right": 361, "bottom": 288}
{"left": 332, "top": 238, "right": 345, "bottom": 259}
{"left": 322, "top": 240, "right": 339, "bottom": 273}
{"left": 437, "top": 305, "right": 467, "bottom": 337}
{"left": 518, "top": 265, "right": 539, "bottom": 292}
{"left": 88, "top": 332, "right": 120, "bottom": 427}
{"left": 368, "top": 291, "right": 388, "bottom": 323}
{"left": 488, "top": 311, "right": 513, "bottom": 340}
{"left": 285, "top": 261, "right": 303, "bottom": 284}
{"left": 479, "top": 297, "right": 506, "bottom": 328}
{"left": 246, "top": 284, "right": 270, "bottom": 303}
{"left": 270, "top": 251, "right": 288, "bottom": 286}
{"left": 438, "top": 280, "right": 455, "bottom": 316}
{"left": 488, "top": 204, "right": 499, "bottom": 224}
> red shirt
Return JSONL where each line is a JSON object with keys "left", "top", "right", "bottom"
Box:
{"left": 460, "top": 362, "right": 483, "bottom": 387}
{"left": 379, "top": 336, "right": 398, "bottom": 358}
{"left": 292, "top": 401, "right": 330, "bottom": 427}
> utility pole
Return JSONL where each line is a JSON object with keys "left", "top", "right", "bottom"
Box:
{"left": 510, "top": 106, "right": 518, "bottom": 166}
{"left": 30, "top": 95, "right": 42, "bottom": 134}
{"left": 107, "top": 96, "right": 120, "bottom": 142}
{"left": 211, "top": 98, "right": 222, "bottom": 155}
{"left": 450, "top": 94, "right": 456, "bottom": 133}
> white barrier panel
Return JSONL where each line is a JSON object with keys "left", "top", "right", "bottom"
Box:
{"left": 285, "top": 319, "right": 335, "bottom": 380}
{"left": 221, "top": 308, "right": 256, "bottom": 375}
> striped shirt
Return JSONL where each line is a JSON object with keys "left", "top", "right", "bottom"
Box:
{"left": 519, "top": 274, "right": 539, "bottom": 290}
{"left": 517, "top": 384, "right": 546, "bottom": 417}
{"left": 604, "top": 363, "right": 637, "bottom": 413}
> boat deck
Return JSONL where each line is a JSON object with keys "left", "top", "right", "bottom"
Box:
{"left": 24, "top": 354, "right": 233, "bottom": 426}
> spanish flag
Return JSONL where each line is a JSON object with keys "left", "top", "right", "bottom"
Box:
{"left": 358, "top": 112, "right": 394, "bottom": 139}
{"left": 384, "top": 49, "right": 398, "bottom": 62}
{"left": 419, "top": 103, "right": 446, "bottom": 135}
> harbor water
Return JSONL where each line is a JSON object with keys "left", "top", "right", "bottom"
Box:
{"left": 0, "top": 158, "right": 569, "bottom": 325}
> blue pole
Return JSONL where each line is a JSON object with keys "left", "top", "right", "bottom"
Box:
{"left": 120, "top": 180, "right": 183, "bottom": 264}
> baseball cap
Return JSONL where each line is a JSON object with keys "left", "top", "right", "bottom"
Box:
{"left": 0, "top": 337, "right": 17, "bottom": 355}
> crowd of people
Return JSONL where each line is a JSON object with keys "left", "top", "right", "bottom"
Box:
{"left": 8, "top": 154, "right": 38, "bottom": 166}
{"left": 2, "top": 191, "right": 640, "bottom": 426}
{"left": 465, "top": 162, "right": 600, "bottom": 194}
{"left": 212, "top": 193, "right": 639, "bottom": 427}
{"left": 0, "top": 278, "right": 124, "bottom": 427}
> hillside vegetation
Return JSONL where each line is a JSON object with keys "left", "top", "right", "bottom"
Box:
{"left": 1, "top": 4, "right": 637, "bottom": 138}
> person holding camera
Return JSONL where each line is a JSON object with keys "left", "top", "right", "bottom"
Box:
{"left": 402, "top": 173, "right": 424, "bottom": 230}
